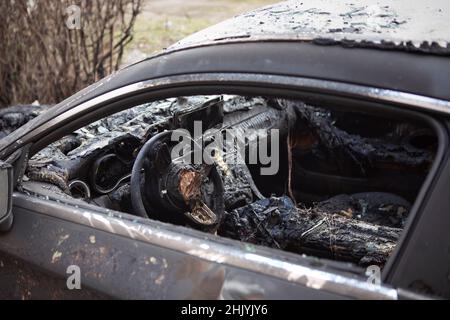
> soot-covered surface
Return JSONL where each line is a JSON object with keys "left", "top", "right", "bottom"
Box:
{"left": 172, "top": 0, "right": 450, "bottom": 55}
{"left": 1, "top": 95, "right": 436, "bottom": 267}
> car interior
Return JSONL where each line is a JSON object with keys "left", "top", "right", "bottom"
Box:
{"left": 21, "top": 94, "right": 439, "bottom": 270}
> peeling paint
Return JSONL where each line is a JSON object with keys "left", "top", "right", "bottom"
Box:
{"left": 155, "top": 274, "right": 165, "bottom": 285}
{"left": 51, "top": 251, "right": 62, "bottom": 263}
{"left": 57, "top": 234, "right": 70, "bottom": 246}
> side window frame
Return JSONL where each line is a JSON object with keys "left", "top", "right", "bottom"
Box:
{"left": 13, "top": 73, "right": 450, "bottom": 296}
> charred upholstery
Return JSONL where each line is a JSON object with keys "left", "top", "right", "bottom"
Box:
{"left": 10, "top": 95, "right": 436, "bottom": 267}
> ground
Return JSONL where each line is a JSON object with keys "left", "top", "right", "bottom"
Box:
{"left": 124, "top": 0, "right": 279, "bottom": 64}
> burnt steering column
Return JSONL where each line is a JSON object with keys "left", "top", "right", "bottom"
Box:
{"left": 130, "top": 131, "right": 224, "bottom": 232}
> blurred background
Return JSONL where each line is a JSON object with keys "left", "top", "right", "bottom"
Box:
{"left": 0, "top": 0, "right": 278, "bottom": 108}
{"left": 125, "top": 0, "right": 278, "bottom": 64}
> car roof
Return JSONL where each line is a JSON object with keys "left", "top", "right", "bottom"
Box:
{"left": 169, "top": 0, "right": 450, "bottom": 55}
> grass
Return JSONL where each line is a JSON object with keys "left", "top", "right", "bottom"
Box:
{"left": 131, "top": 15, "right": 214, "bottom": 54}
{"left": 124, "top": 0, "right": 279, "bottom": 63}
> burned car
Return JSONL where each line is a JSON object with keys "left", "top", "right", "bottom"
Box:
{"left": 1, "top": 0, "right": 450, "bottom": 300}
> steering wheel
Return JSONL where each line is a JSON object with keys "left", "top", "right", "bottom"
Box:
{"left": 130, "top": 131, "right": 224, "bottom": 231}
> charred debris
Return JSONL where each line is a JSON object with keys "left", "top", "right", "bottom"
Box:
{"left": 0, "top": 104, "right": 49, "bottom": 139}
{"left": 3, "top": 95, "right": 435, "bottom": 267}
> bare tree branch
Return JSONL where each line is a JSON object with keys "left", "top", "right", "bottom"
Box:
{"left": 0, "top": 0, "right": 142, "bottom": 107}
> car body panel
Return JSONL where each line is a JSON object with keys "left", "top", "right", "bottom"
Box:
{"left": 171, "top": 0, "right": 450, "bottom": 54}
{"left": 1, "top": 0, "right": 450, "bottom": 300}
{"left": 0, "top": 192, "right": 396, "bottom": 299}
{"left": 0, "top": 74, "right": 448, "bottom": 298}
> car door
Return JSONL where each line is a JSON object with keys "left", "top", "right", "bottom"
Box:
{"left": 1, "top": 78, "right": 416, "bottom": 300}
{"left": 1, "top": 42, "right": 449, "bottom": 299}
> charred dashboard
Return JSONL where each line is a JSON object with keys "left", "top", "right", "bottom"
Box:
{"left": 23, "top": 95, "right": 437, "bottom": 268}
